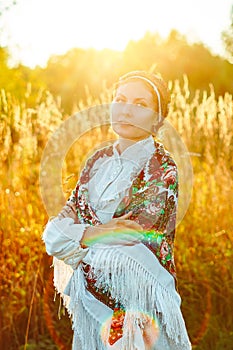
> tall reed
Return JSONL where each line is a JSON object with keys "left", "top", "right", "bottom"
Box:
{"left": 0, "top": 77, "right": 232, "bottom": 349}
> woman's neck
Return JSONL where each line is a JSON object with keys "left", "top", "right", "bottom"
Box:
{"left": 116, "top": 138, "right": 135, "bottom": 154}
{"left": 117, "top": 136, "right": 150, "bottom": 154}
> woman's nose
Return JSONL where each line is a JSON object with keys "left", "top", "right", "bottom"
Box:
{"left": 121, "top": 102, "right": 133, "bottom": 116}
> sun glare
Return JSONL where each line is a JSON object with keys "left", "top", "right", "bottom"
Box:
{"left": 2, "top": 0, "right": 232, "bottom": 67}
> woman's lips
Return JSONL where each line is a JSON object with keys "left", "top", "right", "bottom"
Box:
{"left": 115, "top": 121, "right": 135, "bottom": 126}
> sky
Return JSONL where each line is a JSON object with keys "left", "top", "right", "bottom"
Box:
{"left": 1, "top": 0, "right": 232, "bottom": 67}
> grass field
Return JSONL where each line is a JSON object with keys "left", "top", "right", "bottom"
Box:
{"left": 0, "top": 78, "right": 232, "bottom": 349}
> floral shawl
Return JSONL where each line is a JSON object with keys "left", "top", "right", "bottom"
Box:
{"left": 69, "top": 139, "right": 178, "bottom": 280}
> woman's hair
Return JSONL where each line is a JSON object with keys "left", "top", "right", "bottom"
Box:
{"left": 113, "top": 70, "right": 171, "bottom": 119}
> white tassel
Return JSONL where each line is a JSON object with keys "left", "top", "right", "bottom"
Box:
{"left": 67, "top": 266, "right": 107, "bottom": 350}
{"left": 53, "top": 257, "right": 73, "bottom": 310}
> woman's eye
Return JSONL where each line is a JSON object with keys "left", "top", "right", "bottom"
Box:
{"left": 115, "top": 97, "right": 125, "bottom": 103}
{"left": 136, "top": 102, "right": 147, "bottom": 107}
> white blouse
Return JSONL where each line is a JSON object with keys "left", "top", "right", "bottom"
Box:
{"left": 87, "top": 135, "right": 155, "bottom": 223}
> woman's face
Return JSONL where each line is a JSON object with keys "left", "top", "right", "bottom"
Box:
{"left": 111, "top": 80, "right": 158, "bottom": 141}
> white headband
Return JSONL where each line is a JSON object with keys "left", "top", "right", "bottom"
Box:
{"left": 120, "top": 75, "right": 162, "bottom": 122}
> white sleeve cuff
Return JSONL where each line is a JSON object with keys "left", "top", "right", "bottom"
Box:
{"left": 42, "top": 217, "right": 89, "bottom": 268}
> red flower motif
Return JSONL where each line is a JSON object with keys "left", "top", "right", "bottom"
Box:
{"left": 108, "top": 308, "right": 125, "bottom": 345}
{"left": 162, "top": 169, "right": 177, "bottom": 185}
{"left": 146, "top": 202, "right": 161, "bottom": 215}
{"left": 148, "top": 156, "right": 160, "bottom": 175}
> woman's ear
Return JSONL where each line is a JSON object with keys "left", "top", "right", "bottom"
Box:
{"left": 152, "top": 120, "right": 164, "bottom": 136}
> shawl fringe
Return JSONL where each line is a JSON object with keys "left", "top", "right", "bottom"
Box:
{"left": 53, "top": 246, "right": 191, "bottom": 349}
{"left": 88, "top": 245, "right": 190, "bottom": 348}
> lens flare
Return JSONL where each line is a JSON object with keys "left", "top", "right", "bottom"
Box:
{"left": 100, "top": 310, "right": 160, "bottom": 348}
{"left": 82, "top": 228, "right": 144, "bottom": 248}
{"left": 39, "top": 103, "right": 193, "bottom": 226}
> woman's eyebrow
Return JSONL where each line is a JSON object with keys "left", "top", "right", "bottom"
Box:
{"left": 134, "top": 97, "right": 155, "bottom": 104}
{"left": 134, "top": 97, "right": 148, "bottom": 101}
{"left": 115, "top": 95, "right": 152, "bottom": 103}
{"left": 114, "top": 93, "right": 127, "bottom": 100}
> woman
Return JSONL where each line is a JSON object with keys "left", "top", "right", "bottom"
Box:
{"left": 43, "top": 70, "right": 192, "bottom": 349}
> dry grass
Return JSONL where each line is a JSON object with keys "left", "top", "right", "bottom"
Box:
{"left": 0, "top": 78, "right": 232, "bottom": 349}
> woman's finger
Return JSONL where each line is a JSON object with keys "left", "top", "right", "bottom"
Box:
{"left": 57, "top": 204, "right": 78, "bottom": 222}
{"left": 67, "top": 202, "right": 77, "bottom": 212}
{"left": 58, "top": 212, "right": 66, "bottom": 219}
{"left": 117, "top": 211, "right": 133, "bottom": 220}
{"left": 63, "top": 205, "right": 73, "bottom": 213}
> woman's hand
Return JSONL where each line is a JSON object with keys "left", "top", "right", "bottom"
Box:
{"left": 57, "top": 202, "right": 79, "bottom": 223}
{"left": 57, "top": 206, "right": 144, "bottom": 246}
{"left": 83, "top": 211, "right": 144, "bottom": 246}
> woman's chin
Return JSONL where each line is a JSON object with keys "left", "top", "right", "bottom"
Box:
{"left": 112, "top": 124, "right": 148, "bottom": 140}
{"left": 112, "top": 123, "right": 134, "bottom": 137}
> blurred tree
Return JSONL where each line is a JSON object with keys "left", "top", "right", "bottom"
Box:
{"left": 0, "top": 46, "right": 15, "bottom": 88}
{"left": 0, "top": 0, "right": 17, "bottom": 41}
{"left": 0, "top": 46, "right": 46, "bottom": 106}
{"left": 0, "top": 29, "right": 232, "bottom": 112}
{"left": 222, "top": 5, "right": 233, "bottom": 61}
{"left": 0, "top": 0, "right": 45, "bottom": 105}
{"left": 122, "top": 31, "right": 164, "bottom": 72}
{"left": 121, "top": 30, "right": 233, "bottom": 96}
{"left": 0, "top": 0, "right": 17, "bottom": 16}
{"left": 43, "top": 47, "right": 122, "bottom": 113}
{"left": 0, "top": 45, "right": 9, "bottom": 66}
